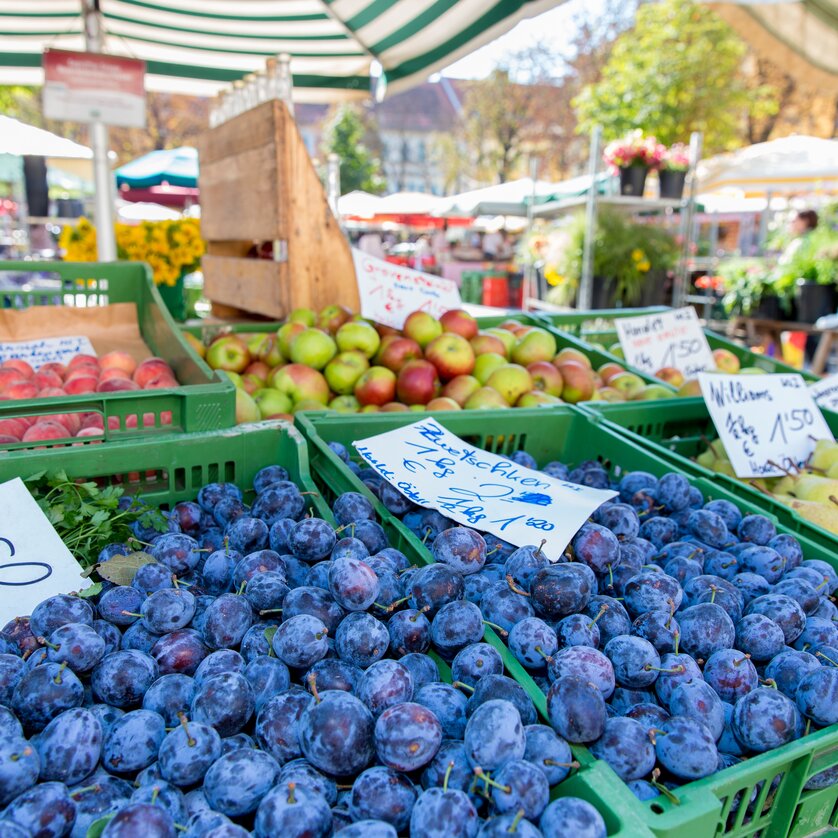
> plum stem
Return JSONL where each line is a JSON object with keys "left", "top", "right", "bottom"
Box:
{"left": 308, "top": 672, "right": 322, "bottom": 703}
{"left": 452, "top": 680, "right": 475, "bottom": 694}
{"left": 587, "top": 603, "right": 609, "bottom": 629}
{"left": 535, "top": 539, "right": 547, "bottom": 558}
{"left": 816, "top": 650, "right": 838, "bottom": 667}
{"left": 544, "top": 759, "right": 580, "bottom": 769}
{"left": 121, "top": 611, "right": 143, "bottom": 618}
{"left": 177, "top": 713, "right": 196, "bottom": 747}
{"left": 53, "top": 661, "right": 67, "bottom": 685}
{"left": 482, "top": 619, "right": 508, "bottom": 637}
{"left": 70, "top": 784, "right": 99, "bottom": 797}
{"left": 443, "top": 760, "right": 454, "bottom": 793}
{"left": 509, "top": 808, "right": 526, "bottom": 832}
{"left": 473, "top": 766, "right": 510, "bottom": 793}
{"left": 505, "top": 575, "right": 530, "bottom": 597}
{"left": 650, "top": 768, "right": 681, "bottom": 805}
{"left": 287, "top": 782, "right": 297, "bottom": 805}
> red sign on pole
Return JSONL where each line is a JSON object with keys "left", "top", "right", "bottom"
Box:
{"left": 42, "top": 48, "right": 146, "bottom": 128}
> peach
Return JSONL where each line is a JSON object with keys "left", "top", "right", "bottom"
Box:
{"left": 0, "top": 368, "right": 25, "bottom": 391}
{"left": 142, "top": 375, "right": 178, "bottom": 390}
{"left": 133, "top": 358, "right": 174, "bottom": 388}
{"left": 80, "top": 413, "right": 105, "bottom": 430}
{"left": 5, "top": 382, "right": 39, "bottom": 399}
{"left": 37, "top": 387, "right": 68, "bottom": 398}
{"left": 99, "top": 367, "right": 132, "bottom": 383}
{"left": 67, "top": 354, "right": 100, "bottom": 370}
{"left": 0, "top": 434, "right": 20, "bottom": 445}
{"left": 0, "top": 418, "right": 27, "bottom": 439}
{"left": 34, "top": 371, "right": 63, "bottom": 390}
{"left": 2, "top": 359, "right": 34, "bottom": 378}
{"left": 73, "top": 427, "right": 103, "bottom": 444}
{"left": 38, "top": 362, "right": 66, "bottom": 379}
{"left": 50, "top": 412, "right": 82, "bottom": 435}
{"left": 65, "top": 364, "right": 100, "bottom": 381}
{"left": 64, "top": 376, "right": 98, "bottom": 395}
{"left": 97, "top": 378, "right": 140, "bottom": 393}
{"left": 100, "top": 350, "right": 137, "bottom": 377}
{"left": 22, "top": 420, "right": 70, "bottom": 443}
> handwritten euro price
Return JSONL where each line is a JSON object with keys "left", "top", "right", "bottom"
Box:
{"left": 769, "top": 409, "right": 816, "bottom": 445}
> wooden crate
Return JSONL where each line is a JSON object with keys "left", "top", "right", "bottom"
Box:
{"left": 197, "top": 99, "right": 359, "bottom": 319}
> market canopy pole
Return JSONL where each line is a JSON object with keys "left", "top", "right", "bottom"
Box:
{"left": 81, "top": 0, "right": 116, "bottom": 262}
{"left": 578, "top": 125, "right": 602, "bottom": 311}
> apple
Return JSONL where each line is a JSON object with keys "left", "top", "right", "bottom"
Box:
{"left": 39, "top": 363, "right": 66, "bottom": 379}
{"left": 498, "top": 319, "right": 525, "bottom": 334}
{"left": 554, "top": 347, "right": 591, "bottom": 369}
{"left": 270, "top": 364, "right": 330, "bottom": 405}
{"left": 257, "top": 336, "right": 284, "bottom": 367}
{"left": 426, "top": 397, "right": 462, "bottom": 411}
{"left": 511, "top": 329, "right": 556, "bottom": 366}
{"left": 442, "top": 375, "right": 481, "bottom": 407}
{"left": 293, "top": 399, "right": 332, "bottom": 414}
{"left": 5, "top": 382, "right": 39, "bottom": 399}
{"left": 329, "top": 395, "right": 361, "bottom": 413}
{"left": 253, "top": 388, "right": 293, "bottom": 419}
{"left": 608, "top": 371, "right": 645, "bottom": 400}
{"left": 235, "top": 388, "right": 261, "bottom": 423}
{"left": 396, "top": 360, "right": 440, "bottom": 405}
{"left": 381, "top": 402, "right": 410, "bottom": 412}
{"left": 557, "top": 361, "right": 595, "bottom": 403}
{"left": 183, "top": 331, "right": 206, "bottom": 359}
{"left": 378, "top": 337, "right": 422, "bottom": 373}
{"left": 527, "top": 361, "right": 563, "bottom": 397}
{"left": 289, "top": 328, "right": 337, "bottom": 370}
{"left": 318, "top": 304, "right": 353, "bottom": 334}
{"left": 474, "top": 353, "right": 507, "bottom": 385}
{"left": 134, "top": 358, "right": 176, "bottom": 388}
{"left": 34, "top": 370, "right": 63, "bottom": 390}
{"left": 241, "top": 374, "right": 263, "bottom": 395}
{"left": 277, "top": 321, "right": 307, "bottom": 360}
{"left": 464, "top": 387, "right": 509, "bottom": 410}
{"left": 596, "top": 363, "right": 624, "bottom": 384}
{"left": 608, "top": 342, "right": 625, "bottom": 359}
{"left": 597, "top": 387, "right": 625, "bottom": 403}
{"left": 638, "top": 384, "right": 676, "bottom": 400}
{"left": 439, "top": 309, "right": 478, "bottom": 340}
{"left": 486, "top": 364, "right": 533, "bottom": 405}
{"left": 223, "top": 371, "right": 243, "bottom": 388}
{"left": 470, "top": 332, "right": 508, "bottom": 358}
{"left": 354, "top": 366, "right": 397, "bottom": 407}
{"left": 425, "top": 333, "right": 476, "bottom": 381}
{"left": 517, "top": 391, "right": 562, "bottom": 408}
{"left": 677, "top": 379, "right": 702, "bottom": 397}
{"left": 97, "top": 378, "right": 140, "bottom": 392}
{"left": 360, "top": 405, "right": 380, "bottom": 413}
{"left": 206, "top": 336, "right": 250, "bottom": 373}
{"left": 373, "top": 334, "right": 397, "bottom": 364}
{"left": 713, "top": 348, "right": 741, "bottom": 374}
{"left": 245, "top": 361, "right": 271, "bottom": 383}
{"left": 654, "top": 367, "right": 685, "bottom": 388}
{"left": 2, "top": 359, "right": 34, "bottom": 378}
{"left": 485, "top": 328, "right": 516, "bottom": 357}
{"left": 403, "top": 311, "right": 443, "bottom": 349}
{"left": 288, "top": 307, "right": 316, "bottom": 326}
{"left": 100, "top": 351, "right": 137, "bottom": 377}
{"left": 336, "top": 321, "right": 380, "bottom": 358}
{"left": 0, "top": 368, "right": 25, "bottom": 391}
{"left": 739, "top": 366, "right": 765, "bottom": 374}
{"left": 325, "top": 351, "right": 369, "bottom": 395}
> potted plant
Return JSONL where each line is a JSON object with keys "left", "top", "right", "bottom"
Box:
{"left": 771, "top": 228, "right": 838, "bottom": 322}
{"left": 659, "top": 143, "right": 690, "bottom": 200}
{"left": 603, "top": 130, "right": 664, "bottom": 197}
{"left": 719, "top": 258, "right": 778, "bottom": 318}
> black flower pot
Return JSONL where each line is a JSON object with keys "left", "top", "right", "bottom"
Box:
{"left": 659, "top": 169, "right": 686, "bottom": 200}
{"left": 590, "top": 276, "right": 616, "bottom": 309}
{"left": 795, "top": 281, "right": 837, "bottom": 324}
{"left": 753, "top": 293, "right": 781, "bottom": 320}
{"left": 618, "top": 166, "right": 648, "bottom": 197}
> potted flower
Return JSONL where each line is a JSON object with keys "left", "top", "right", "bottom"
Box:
{"left": 603, "top": 130, "right": 664, "bottom": 197}
{"left": 659, "top": 143, "right": 690, "bottom": 200}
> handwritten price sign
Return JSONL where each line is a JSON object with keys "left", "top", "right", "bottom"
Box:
{"left": 354, "top": 418, "right": 616, "bottom": 560}
{"left": 0, "top": 478, "right": 86, "bottom": 626}
{"left": 0, "top": 335, "right": 96, "bottom": 367}
{"left": 615, "top": 307, "right": 714, "bottom": 379}
{"left": 353, "top": 249, "right": 462, "bottom": 330}
{"left": 810, "top": 373, "right": 838, "bottom": 413}
{"left": 698, "top": 373, "right": 834, "bottom": 478}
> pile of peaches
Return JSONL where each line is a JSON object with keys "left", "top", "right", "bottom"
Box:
{"left": 0, "top": 352, "right": 178, "bottom": 444}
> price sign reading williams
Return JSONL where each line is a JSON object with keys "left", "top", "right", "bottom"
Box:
{"left": 698, "top": 373, "right": 834, "bottom": 478}
{"left": 353, "top": 418, "right": 616, "bottom": 560}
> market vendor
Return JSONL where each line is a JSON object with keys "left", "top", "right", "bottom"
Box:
{"left": 778, "top": 209, "right": 818, "bottom": 265}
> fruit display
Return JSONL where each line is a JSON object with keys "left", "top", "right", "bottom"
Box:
{"left": 0, "top": 353, "right": 179, "bottom": 444}
{"left": 0, "top": 452, "right": 627, "bottom": 838}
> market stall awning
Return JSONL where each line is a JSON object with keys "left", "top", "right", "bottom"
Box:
{"left": 0, "top": 115, "right": 92, "bottom": 159}
{"left": 708, "top": 1, "right": 838, "bottom": 93}
{"left": 115, "top": 147, "right": 198, "bottom": 189}
{"left": 436, "top": 178, "right": 564, "bottom": 217}
{"left": 0, "top": 0, "right": 565, "bottom": 100}
{"left": 697, "top": 135, "right": 838, "bottom": 195}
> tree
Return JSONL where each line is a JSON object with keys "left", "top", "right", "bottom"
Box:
{"left": 322, "top": 105, "right": 385, "bottom": 195}
{"left": 574, "top": 0, "right": 778, "bottom": 153}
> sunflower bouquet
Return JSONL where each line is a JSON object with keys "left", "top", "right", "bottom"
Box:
{"left": 60, "top": 217, "right": 205, "bottom": 287}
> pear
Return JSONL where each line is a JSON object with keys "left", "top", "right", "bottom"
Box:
{"left": 811, "top": 439, "right": 838, "bottom": 472}
{"left": 794, "top": 475, "right": 838, "bottom": 505}
{"left": 775, "top": 496, "right": 838, "bottom": 535}
{"left": 696, "top": 450, "right": 716, "bottom": 469}
{"left": 711, "top": 459, "right": 736, "bottom": 477}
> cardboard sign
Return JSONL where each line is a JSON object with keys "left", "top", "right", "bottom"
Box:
{"left": 0, "top": 478, "right": 86, "bottom": 626}
{"left": 353, "top": 249, "right": 462, "bottom": 329}
{"left": 698, "top": 372, "right": 834, "bottom": 478}
{"left": 354, "top": 418, "right": 616, "bottom": 559}
{"left": 809, "top": 374, "right": 838, "bottom": 413}
{"left": 0, "top": 335, "right": 96, "bottom": 367}
{"left": 615, "top": 307, "right": 715, "bottom": 379}
{"left": 43, "top": 49, "right": 146, "bottom": 128}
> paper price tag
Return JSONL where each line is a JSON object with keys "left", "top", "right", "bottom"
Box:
{"left": 0, "top": 478, "right": 86, "bottom": 626}
{"left": 0, "top": 335, "right": 96, "bottom": 367}
{"left": 698, "top": 373, "right": 834, "bottom": 478}
{"left": 353, "top": 249, "right": 462, "bottom": 330}
{"left": 354, "top": 418, "right": 616, "bottom": 560}
{"left": 809, "top": 373, "right": 838, "bottom": 413}
{"left": 615, "top": 307, "right": 714, "bottom": 379}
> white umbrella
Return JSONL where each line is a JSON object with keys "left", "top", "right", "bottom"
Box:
{"left": 337, "top": 191, "right": 385, "bottom": 219}
{"left": 375, "top": 191, "right": 443, "bottom": 215}
{"left": 697, "top": 135, "right": 838, "bottom": 195}
{"left": 116, "top": 201, "right": 182, "bottom": 222}
{"left": 0, "top": 115, "right": 91, "bottom": 159}
{"left": 436, "top": 178, "right": 567, "bottom": 217}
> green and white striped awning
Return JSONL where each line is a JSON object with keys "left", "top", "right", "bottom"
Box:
{"left": 0, "top": 0, "right": 562, "bottom": 100}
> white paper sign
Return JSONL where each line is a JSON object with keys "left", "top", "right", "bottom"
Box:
{"left": 0, "top": 478, "right": 86, "bottom": 626}
{"left": 354, "top": 418, "right": 616, "bottom": 559}
{"left": 809, "top": 374, "right": 838, "bottom": 413}
{"left": 698, "top": 373, "right": 834, "bottom": 478}
{"left": 0, "top": 335, "right": 97, "bottom": 368}
{"left": 352, "top": 249, "right": 462, "bottom": 329}
{"left": 615, "top": 307, "right": 715, "bottom": 379}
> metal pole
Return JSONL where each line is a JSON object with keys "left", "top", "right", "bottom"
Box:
{"left": 673, "top": 130, "right": 702, "bottom": 308}
{"left": 522, "top": 155, "right": 538, "bottom": 311}
{"left": 82, "top": 0, "right": 116, "bottom": 261}
{"left": 327, "top": 153, "right": 341, "bottom": 216}
{"left": 758, "top": 190, "right": 772, "bottom": 254}
{"left": 578, "top": 125, "right": 602, "bottom": 310}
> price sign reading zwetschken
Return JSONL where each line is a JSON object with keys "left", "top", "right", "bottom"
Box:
{"left": 615, "top": 307, "right": 715, "bottom": 379}
{"left": 354, "top": 418, "right": 616, "bottom": 560}
{"left": 353, "top": 249, "right": 462, "bottom": 330}
{"left": 698, "top": 372, "right": 834, "bottom": 478}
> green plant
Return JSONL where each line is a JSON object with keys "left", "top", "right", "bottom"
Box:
{"left": 772, "top": 227, "right": 838, "bottom": 304}
{"left": 719, "top": 258, "right": 772, "bottom": 315}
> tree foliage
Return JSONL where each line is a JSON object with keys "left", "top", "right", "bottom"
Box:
{"left": 322, "top": 105, "right": 385, "bottom": 195}
{"left": 574, "top": 0, "right": 778, "bottom": 153}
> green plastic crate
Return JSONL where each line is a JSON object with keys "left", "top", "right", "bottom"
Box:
{"left": 582, "top": 397, "right": 838, "bottom": 554}
{"left": 181, "top": 320, "right": 283, "bottom": 347}
{"left": 296, "top": 407, "right": 838, "bottom": 838}
{"left": 0, "top": 261, "right": 235, "bottom": 448}
{"left": 534, "top": 307, "right": 671, "bottom": 338}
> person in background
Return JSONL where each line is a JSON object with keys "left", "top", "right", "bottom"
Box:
{"left": 482, "top": 227, "right": 503, "bottom": 261}
{"left": 431, "top": 221, "right": 450, "bottom": 264}
{"left": 778, "top": 209, "right": 818, "bottom": 265}
{"left": 412, "top": 235, "right": 431, "bottom": 270}
{"left": 358, "top": 228, "right": 385, "bottom": 260}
